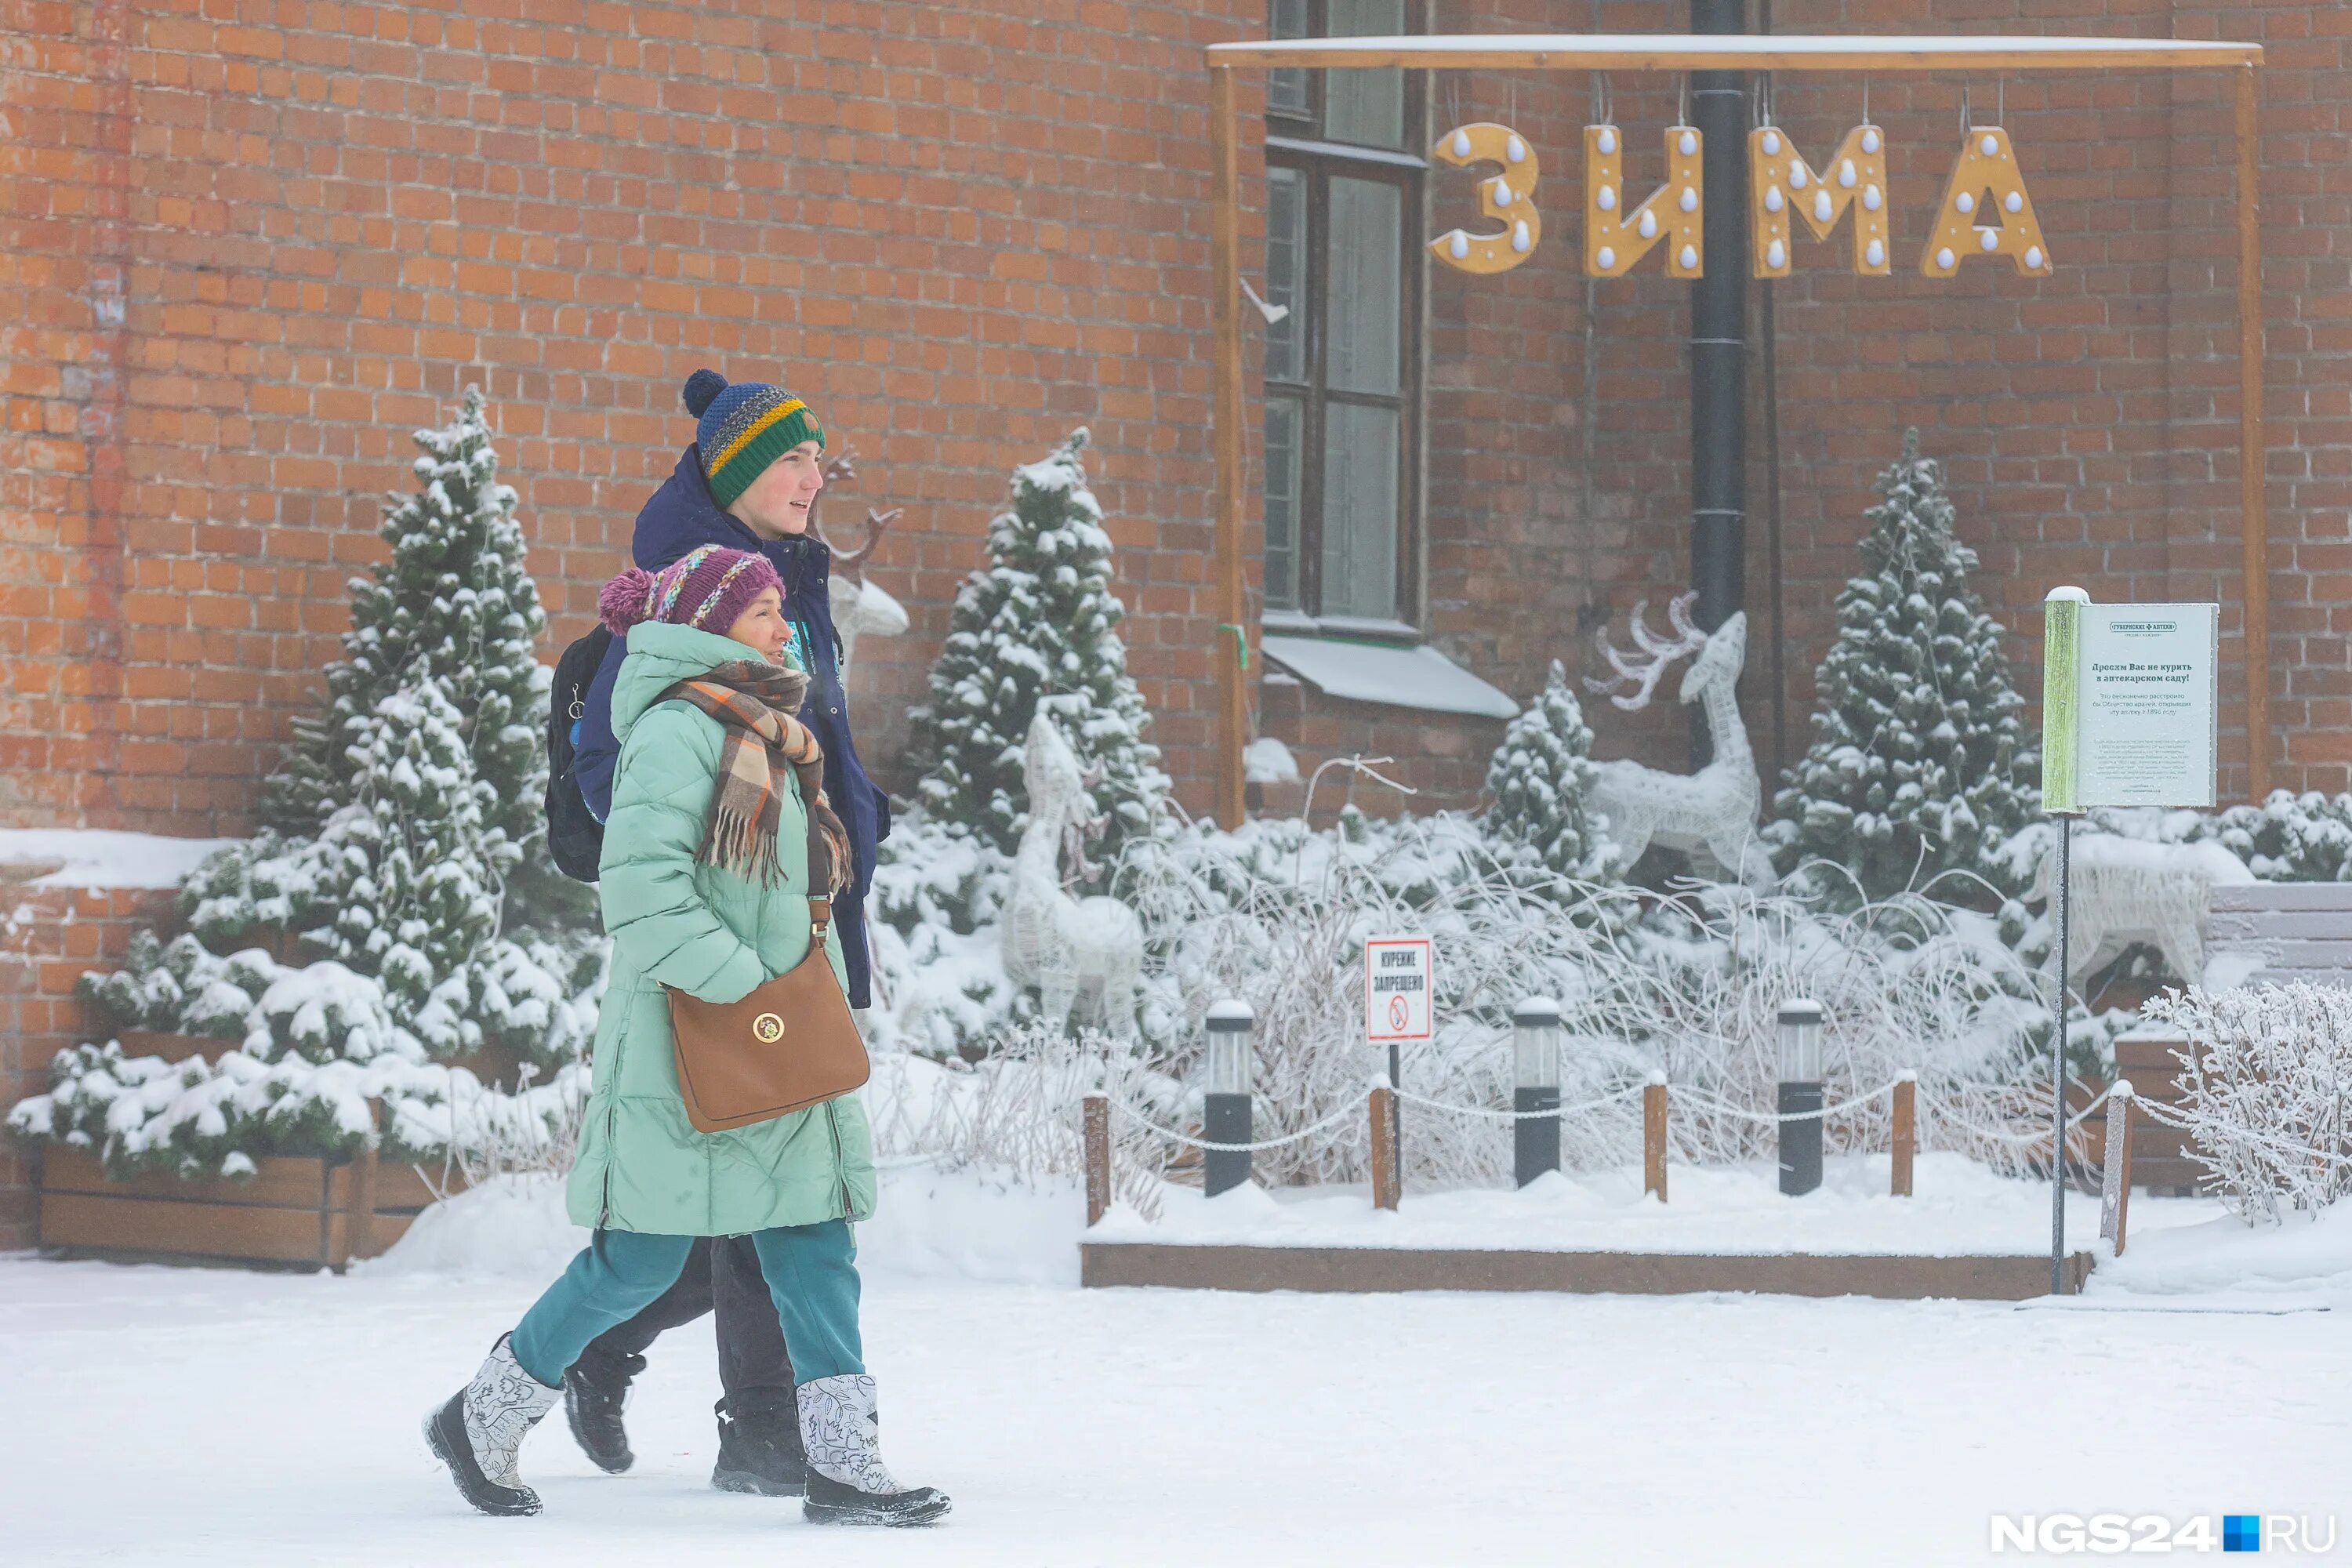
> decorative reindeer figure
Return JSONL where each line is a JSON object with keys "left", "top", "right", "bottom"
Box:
{"left": 1584, "top": 593, "right": 1773, "bottom": 887}
{"left": 1004, "top": 711, "right": 1144, "bottom": 1038}
{"left": 808, "top": 446, "right": 910, "bottom": 679}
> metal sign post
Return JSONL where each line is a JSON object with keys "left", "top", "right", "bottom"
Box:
{"left": 2040, "top": 587, "right": 2218, "bottom": 1293}
{"left": 1366, "top": 936, "right": 1435, "bottom": 1202}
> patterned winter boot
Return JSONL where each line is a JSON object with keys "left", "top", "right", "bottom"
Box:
{"left": 713, "top": 1389, "right": 811, "bottom": 1496}
{"left": 795, "top": 1374, "right": 952, "bottom": 1526}
{"left": 423, "top": 1334, "right": 562, "bottom": 1517}
{"left": 563, "top": 1346, "right": 645, "bottom": 1475}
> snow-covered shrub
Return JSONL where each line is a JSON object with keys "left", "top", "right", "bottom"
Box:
{"left": 1483, "top": 660, "right": 1617, "bottom": 884}
{"left": 910, "top": 428, "right": 1170, "bottom": 859}
{"left": 2089, "top": 792, "right": 2352, "bottom": 884}
{"left": 1107, "top": 813, "right": 2060, "bottom": 1187}
{"left": 1769, "top": 430, "right": 2040, "bottom": 905}
{"left": 2137, "top": 983, "right": 2352, "bottom": 1222}
{"left": 866, "top": 1026, "right": 1178, "bottom": 1218}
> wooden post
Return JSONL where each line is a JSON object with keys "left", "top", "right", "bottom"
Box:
{"left": 1207, "top": 63, "right": 1249, "bottom": 829}
{"left": 2100, "top": 1080, "right": 2136, "bottom": 1257}
{"left": 2234, "top": 64, "right": 2271, "bottom": 801}
{"left": 1642, "top": 1075, "right": 1668, "bottom": 1203}
{"left": 1083, "top": 1092, "right": 1111, "bottom": 1227}
{"left": 345, "top": 1097, "right": 383, "bottom": 1265}
{"left": 1890, "top": 1074, "right": 1916, "bottom": 1198}
{"left": 1368, "top": 1085, "right": 1399, "bottom": 1211}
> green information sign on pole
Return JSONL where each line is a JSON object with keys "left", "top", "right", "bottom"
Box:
{"left": 2038, "top": 587, "right": 2219, "bottom": 1293}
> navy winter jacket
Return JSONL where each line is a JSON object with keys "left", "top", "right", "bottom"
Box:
{"left": 575, "top": 446, "right": 893, "bottom": 1007}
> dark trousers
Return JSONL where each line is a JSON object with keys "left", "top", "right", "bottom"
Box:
{"left": 580, "top": 1234, "right": 797, "bottom": 1399}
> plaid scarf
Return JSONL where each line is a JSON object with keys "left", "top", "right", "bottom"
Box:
{"left": 659, "top": 660, "right": 852, "bottom": 896}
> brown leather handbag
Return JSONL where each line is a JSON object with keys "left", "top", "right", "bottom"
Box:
{"left": 666, "top": 898, "right": 870, "bottom": 1134}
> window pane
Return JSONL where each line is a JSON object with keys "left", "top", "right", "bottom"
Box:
{"left": 1321, "top": 401, "right": 1399, "bottom": 620}
{"left": 1263, "top": 394, "right": 1303, "bottom": 610}
{"left": 1324, "top": 0, "right": 1405, "bottom": 148}
{"left": 1268, "top": 0, "right": 1309, "bottom": 119}
{"left": 1265, "top": 166, "right": 1306, "bottom": 384}
{"left": 1325, "top": 176, "right": 1400, "bottom": 395}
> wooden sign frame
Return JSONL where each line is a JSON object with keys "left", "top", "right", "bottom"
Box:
{"left": 1200, "top": 33, "right": 2270, "bottom": 828}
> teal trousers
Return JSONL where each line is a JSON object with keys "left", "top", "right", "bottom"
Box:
{"left": 509, "top": 1220, "right": 862, "bottom": 1390}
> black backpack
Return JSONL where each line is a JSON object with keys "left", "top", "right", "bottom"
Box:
{"left": 545, "top": 625, "right": 615, "bottom": 882}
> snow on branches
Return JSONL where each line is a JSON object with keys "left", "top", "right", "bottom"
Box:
{"left": 2138, "top": 982, "right": 2352, "bottom": 1223}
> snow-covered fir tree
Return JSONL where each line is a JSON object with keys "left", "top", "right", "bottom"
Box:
{"left": 267, "top": 387, "right": 548, "bottom": 871}
{"left": 1483, "top": 661, "right": 1616, "bottom": 882}
{"left": 1768, "top": 430, "right": 2039, "bottom": 904}
{"left": 9, "top": 392, "right": 605, "bottom": 1178}
{"left": 913, "top": 428, "right": 1169, "bottom": 857}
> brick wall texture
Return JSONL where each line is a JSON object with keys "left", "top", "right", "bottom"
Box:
{"left": 4, "top": 0, "right": 2349, "bottom": 1243}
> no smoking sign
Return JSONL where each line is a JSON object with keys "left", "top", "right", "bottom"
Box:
{"left": 1364, "top": 936, "right": 1434, "bottom": 1044}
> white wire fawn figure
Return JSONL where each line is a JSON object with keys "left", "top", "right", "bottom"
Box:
{"left": 1584, "top": 593, "right": 1774, "bottom": 887}
{"left": 1004, "top": 712, "right": 1144, "bottom": 1038}
{"left": 2031, "top": 833, "right": 2253, "bottom": 987}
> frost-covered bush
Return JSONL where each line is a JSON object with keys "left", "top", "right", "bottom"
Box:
{"left": 866, "top": 1025, "right": 1180, "bottom": 1218}
{"left": 1102, "top": 812, "right": 2060, "bottom": 1187}
{"left": 2089, "top": 792, "right": 2352, "bottom": 884}
{"left": 2138, "top": 983, "right": 2352, "bottom": 1222}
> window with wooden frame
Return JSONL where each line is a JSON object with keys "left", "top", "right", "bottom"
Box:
{"left": 1261, "top": 0, "right": 1425, "bottom": 632}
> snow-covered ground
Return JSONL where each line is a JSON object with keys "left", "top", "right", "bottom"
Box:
{"left": 2, "top": 1168, "right": 2346, "bottom": 1567}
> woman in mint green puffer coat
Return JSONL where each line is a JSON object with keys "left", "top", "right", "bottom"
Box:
{"left": 421, "top": 539, "right": 947, "bottom": 1530}
{"left": 568, "top": 612, "right": 875, "bottom": 1236}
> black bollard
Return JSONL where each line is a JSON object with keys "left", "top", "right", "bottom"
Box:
{"left": 1512, "top": 997, "right": 1563, "bottom": 1188}
{"left": 1777, "top": 999, "right": 1824, "bottom": 1196}
{"left": 1202, "top": 999, "right": 1254, "bottom": 1197}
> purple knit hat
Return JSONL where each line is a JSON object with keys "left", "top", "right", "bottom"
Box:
{"left": 597, "top": 544, "right": 782, "bottom": 637}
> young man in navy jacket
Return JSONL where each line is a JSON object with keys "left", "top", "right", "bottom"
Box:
{"left": 561, "top": 370, "right": 892, "bottom": 1495}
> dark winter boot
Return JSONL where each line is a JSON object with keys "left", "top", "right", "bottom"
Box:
{"left": 711, "top": 1390, "right": 810, "bottom": 1496}
{"left": 795, "top": 1374, "right": 951, "bottom": 1526}
{"left": 563, "top": 1346, "right": 645, "bottom": 1475}
{"left": 423, "top": 1334, "right": 561, "bottom": 1517}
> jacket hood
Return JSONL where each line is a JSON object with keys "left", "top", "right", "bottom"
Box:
{"left": 610, "top": 622, "right": 800, "bottom": 744}
{"left": 637, "top": 447, "right": 832, "bottom": 604}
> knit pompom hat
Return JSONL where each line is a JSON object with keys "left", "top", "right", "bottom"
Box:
{"left": 598, "top": 544, "right": 784, "bottom": 638}
{"left": 683, "top": 368, "right": 824, "bottom": 510}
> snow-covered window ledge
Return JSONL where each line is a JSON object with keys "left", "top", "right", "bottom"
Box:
{"left": 1259, "top": 633, "right": 1520, "bottom": 720}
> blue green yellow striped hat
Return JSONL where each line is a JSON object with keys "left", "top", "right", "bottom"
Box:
{"left": 682, "top": 368, "right": 825, "bottom": 509}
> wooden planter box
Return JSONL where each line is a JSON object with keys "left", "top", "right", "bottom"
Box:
{"left": 34, "top": 1031, "right": 463, "bottom": 1269}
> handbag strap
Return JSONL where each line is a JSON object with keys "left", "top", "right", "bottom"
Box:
{"left": 809, "top": 897, "right": 832, "bottom": 950}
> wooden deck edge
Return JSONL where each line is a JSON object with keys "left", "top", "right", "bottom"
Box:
{"left": 1080, "top": 1243, "right": 2094, "bottom": 1300}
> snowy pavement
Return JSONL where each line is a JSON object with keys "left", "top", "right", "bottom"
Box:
{"left": 4, "top": 1179, "right": 2347, "bottom": 1566}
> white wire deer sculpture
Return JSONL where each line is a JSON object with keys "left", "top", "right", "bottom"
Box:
{"left": 1004, "top": 711, "right": 1143, "bottom": 1038}
{"left": 1584, "top": 593, "right": 1773, "bottom": 887}
{"left": 810, "top": 446, "right": 910, "bottom": 679}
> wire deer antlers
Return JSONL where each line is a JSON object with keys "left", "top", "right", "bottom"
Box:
{"left": 1587, "top": 592, "right": 1708, "bottom": 711}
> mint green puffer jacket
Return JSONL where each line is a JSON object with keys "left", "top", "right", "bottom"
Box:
{"left": 565, "top": 621, "right": 877, "bottom": 1235}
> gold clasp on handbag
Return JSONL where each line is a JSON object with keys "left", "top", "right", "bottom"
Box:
{"left": 753, "top": 1013, "right": 784, "bottom": 1043}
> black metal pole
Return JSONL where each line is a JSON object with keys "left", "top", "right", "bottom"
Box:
{"left": 1690, "top": 0, "right": 1748, "bottom": 765}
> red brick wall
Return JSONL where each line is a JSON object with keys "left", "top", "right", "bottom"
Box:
{"left": 5, "top": 0, "right": 2343, "bottom": 838}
